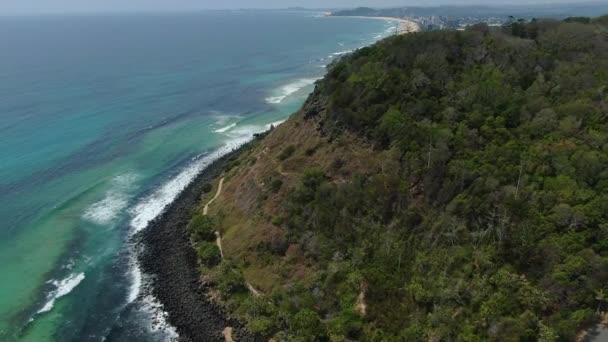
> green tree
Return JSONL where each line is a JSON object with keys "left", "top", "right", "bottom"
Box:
{"left": 190, "top": 214, "right": 216, "bottom": 241}
{"left": 197, "top": 241, "right": 221, "bottom": 266}
{"left": 290, "top": 309, "right": 326, "bottom": 341}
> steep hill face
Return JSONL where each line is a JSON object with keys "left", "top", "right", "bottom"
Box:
{"left": 195, "top": 18, "right": 608, "bottom": 341}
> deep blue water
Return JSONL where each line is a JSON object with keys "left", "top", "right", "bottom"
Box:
{"left": 0, "top": 11, "right": 395, "bottom": 341}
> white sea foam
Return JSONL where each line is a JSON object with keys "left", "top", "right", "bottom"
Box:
{"left": 385, "top": 25, "right": 398, "bottom": 34}
{"left": 214, "top": 122, "right": 237, "bottom": 133}
{"left": 329, "top": 50, "right": 353, "bottom": 59}
{"left": 127, "top": 258, "right": 142, "bottom": 304}
{"left": 124, "top": 250, "right": 181, "bottom": 341}
{"left": 83, "top": 195, "right": 128, "bottom": 225}
{"left": 129, "top": 136, "right": 251, "bottom": 234}
{"left": 125, "top": 121, "right": 276, "bottom": 340}
{"left": 127, "top": 124, "right": 267, "bottom": 303}
{"left": 266, "top": 96, "right": 285, "bottom": 104}
{"left": 122, "top": 258, "right": 177, "bottom": 340}
{"left": 211, "top": 113, "right": 241, "bottom": 125}
{"left": 37, "top": 273, "right": 85, "bottom": 314}
{"left": 225, "top": 124, "right": 262, "bottom": 139}
{"left": 265, "top": 78, "right": 319, "bottom": 104}
{"left": 139, "top": 294, "right": 179, "bottom": 340}
{"left": 83, "top": 174, "right": 138, "bottom": 225}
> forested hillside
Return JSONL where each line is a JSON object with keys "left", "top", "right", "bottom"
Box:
{"left": 194, "top": 17, "right": 608, "bottom": 341}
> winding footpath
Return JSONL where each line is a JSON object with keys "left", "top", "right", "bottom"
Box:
{"left": 204, "top": 178, "right": 224, "bottom": 215}
{"left": 137, "top": 149, "right": 257, "bottom": 342}
{"left": 204, "top": 178, "right": 225, "bottom": 258}
{"left": 203, "top": 177, "right": 262, "bottom": 298}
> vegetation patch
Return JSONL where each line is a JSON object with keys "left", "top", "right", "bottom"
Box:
{"left": 277, "top": 145, "right": 296, "bottom": 161}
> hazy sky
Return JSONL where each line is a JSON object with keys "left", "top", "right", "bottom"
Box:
{"left": 0, "top": 0, "right": 599, "bottom": 15}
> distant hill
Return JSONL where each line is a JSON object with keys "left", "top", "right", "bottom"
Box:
{"left": 331, "top": 3, "right": 608, "bottom": 19}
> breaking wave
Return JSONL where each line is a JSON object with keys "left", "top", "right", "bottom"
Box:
{"left": 83, "top": 174, "right": 138, "bottom": 225}
{"left": 265, "top": 78, "right": 319, "bottom": 104}
{"left": 37, "top": 273, "right": 86, "bottom": 314}
{"left": 214, "top": 122, "right": 237, "bottom": 133}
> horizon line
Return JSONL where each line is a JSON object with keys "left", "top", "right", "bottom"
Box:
{"left": 0, "top": 1, "right": 606, "bottom": 18}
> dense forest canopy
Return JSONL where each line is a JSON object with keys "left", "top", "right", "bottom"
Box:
{"left": 194, "top": 17, "right": 608, "bottom": 341}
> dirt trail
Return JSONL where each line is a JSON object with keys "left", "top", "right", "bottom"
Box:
{"left": 246, "top": 282, "right": 262, "bottom": 298}
{"left": 202, "top": 176, "right": 262, "bottom": 301}
{"left": 355, "top": 283, "right": 367, "bottom": 316}
{"left": 203, "top": 178, "right": 225, "bottom": 258}
{"left": 138, "top": 145, "right": 258, "bottom": 342}
{"left": 203, "top": 178, "right": 224, "bottom": 215}
{"left": 222, "top": 327, "right": 234, "bottom": 342}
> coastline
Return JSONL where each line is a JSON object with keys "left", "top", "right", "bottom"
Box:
{"left": 1, "top": 12, "right": 404, "bottom": 342}
{"left": 126, "top": 16, "right": 402, "bottom": 341}
{"left": 330, "top": 15, "right": 421, "bottom": 34}
{"left": 135, "top": 138, "right": 263, "bottom": 342}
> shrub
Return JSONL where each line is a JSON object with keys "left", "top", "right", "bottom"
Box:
{"left": 277, "top": 145, "right": 296, "bottom": 161}
{"left": 271, "top": 216, "right": 283, "bottom": 226}
{"left": 217, "top": 261, "right": 248, "bottom": 296}
{"left": 290, "top": 309, "right": 326, "bottom": 340}
{"left": 190, "top": 214, "right": 216, "bottom": 242}
{"left": 564, "top": 17, "right": 591, "bottom": 24}
{"left": 241, "top": 297, "right": 280, "bottom": 336}
{"left": 305, "top": 145, "right": 319, "bottom": 156}
{"left": 202, "top": 183, "right": 213, "bottom": 193}
{"left": 327, "top": 310, "right": 363, "bottom": 340}
{"left": 224, "top": 159, "right": 241, "bottom": 172}
{"left": 248, "top": 317, "right": 276, "bottom": 336}
{"left": 270, "top": 178, "right": 283, "bottom": 193}
{"left": 331, "top": 157, "right": 345, "bottom": 170}
{"left": 197, "top": 241, "right": 221, "bottom": 266}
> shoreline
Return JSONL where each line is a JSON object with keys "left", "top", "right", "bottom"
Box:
{"left": 130, "top": 14, "right": 398, "bottom": 339}
{"left": 136, "top": 138, "right": 263, "bottom": 341}
{"left": 330, "top": 15, "right": 421, "bottom": 34}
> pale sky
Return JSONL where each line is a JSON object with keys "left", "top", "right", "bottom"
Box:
{"left": 0, "top": 0, "right": 602, "bottom": 15}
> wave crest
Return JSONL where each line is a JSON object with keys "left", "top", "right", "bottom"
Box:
{"left": 214, "top": 122, "right": 237, "bottom": 133}
{"left": 328, "top": 50, "right": 353, "bottom": 59}
{"left": 37, "top": 273, "right": 85, "bottom": 314}
{"left": 83, "top": 173, "right": 138, "bottom": 225}
{"left": 265, "top": 78, "right": 319, "bottom": 104}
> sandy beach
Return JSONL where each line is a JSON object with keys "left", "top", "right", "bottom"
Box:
{"left": 368, "top": 16, "right": 421, "bottom": 34}
{"left": 331, "top": 15, "right": 421, "bottom": 34}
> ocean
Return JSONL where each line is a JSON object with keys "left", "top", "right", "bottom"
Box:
{"left": 0, "top": 10, "right": 396, "bottom": 341}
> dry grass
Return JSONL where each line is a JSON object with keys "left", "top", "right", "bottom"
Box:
{"left": 202, "top": 109, "right": 386, "bottom": 294}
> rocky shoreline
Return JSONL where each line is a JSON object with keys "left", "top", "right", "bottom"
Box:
{"left": 137, "top": 139, "right": 260, "bottom": 342}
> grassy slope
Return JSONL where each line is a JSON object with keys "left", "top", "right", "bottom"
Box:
{"left": 208, "top": 108, "right": 384, "bottom": 292}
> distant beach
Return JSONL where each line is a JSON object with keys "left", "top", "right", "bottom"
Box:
{"left": 360, "top": 16, "right": 421, "bottom": 34}
{"left": 327, "top": 13, "right": 421, "bottom": 34}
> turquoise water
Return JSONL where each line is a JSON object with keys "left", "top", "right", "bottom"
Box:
{"left": 0, "top": 11, "right": 394, "bottom": 341}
